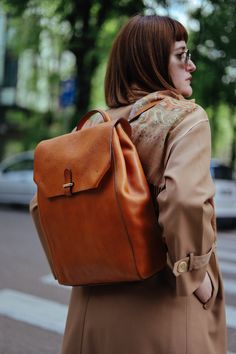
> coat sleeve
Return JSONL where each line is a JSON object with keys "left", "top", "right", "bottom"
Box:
{"left": 157, "top": 111, "right": 216, "bottom": 296}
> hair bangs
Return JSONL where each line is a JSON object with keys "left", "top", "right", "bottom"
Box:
{"left": 171, "top": 18, "right": 188, "bottom": 42}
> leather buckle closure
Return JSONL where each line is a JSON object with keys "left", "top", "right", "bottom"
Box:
{"left": 63, "top": 169, "right": 74, "bottom": 196}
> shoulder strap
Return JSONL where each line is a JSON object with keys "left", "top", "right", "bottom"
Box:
{"left": 128, "top": 100, "right": 160, "bottom": 123}
{"left": 76, "top": 100, "right": 160, "bottom": 131}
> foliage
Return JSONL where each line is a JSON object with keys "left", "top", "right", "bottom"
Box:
{"left": 189, "top": 0, "right": 236, "bottom": 168}
{"left": 2, "top": 0, "right": 147, "bottom": 124}
{"left": 1, "top": 0, "right": 235, "bottom": 169}
{"left": 5, "top": 108, "right": 65, "bottom": 151}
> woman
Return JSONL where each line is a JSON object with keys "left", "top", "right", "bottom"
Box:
{"left": 61, "top": 14, "right": 226, "bottom": 354}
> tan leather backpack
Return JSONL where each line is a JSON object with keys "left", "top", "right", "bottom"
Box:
{"left": 30, "top": 104, "right": 167, "bottom": 286}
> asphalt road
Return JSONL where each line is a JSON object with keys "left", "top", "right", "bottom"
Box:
{"left": 0, "top": 205, "right": 236, "bottom": 354}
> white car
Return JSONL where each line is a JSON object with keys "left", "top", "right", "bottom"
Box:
{"left": 210, "top": 159, "right": 236, "bottom": 224}
{"left": 0, "top": 152, "right": 235, "bottom": 223}
{"left": 0, "top": 151, "right": 36, "bottom": 205}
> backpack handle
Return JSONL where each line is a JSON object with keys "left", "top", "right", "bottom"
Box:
{"left": 76, "top": 109, "right": 111, "bottom": 131}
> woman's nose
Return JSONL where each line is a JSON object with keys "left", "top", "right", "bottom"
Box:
{"left": 187, "top": 60, "right": 196, "bottom": 73}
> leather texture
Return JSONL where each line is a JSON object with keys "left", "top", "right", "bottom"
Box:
{"left": 32, "top": 106, "right": 167, "bottom": 286}
{"left": 30, "top": 194, "right": 56, "bottom": 278}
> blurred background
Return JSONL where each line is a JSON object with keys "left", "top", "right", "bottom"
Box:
{"left": 0, "top": 0, "right": 235, "bottom": 163}
{"left": 0, "top": 0, "right": 236, "bottom": 353}
{"left": 0, "top": 0, "right": 235, "bottom": 224}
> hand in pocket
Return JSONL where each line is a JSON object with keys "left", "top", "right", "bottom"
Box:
{"left": 194, "top": 272, "right": 213, "bottom": 304}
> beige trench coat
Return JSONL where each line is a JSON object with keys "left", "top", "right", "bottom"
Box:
{"left": 61, "top": 91, "right": 227, "bottom": 354}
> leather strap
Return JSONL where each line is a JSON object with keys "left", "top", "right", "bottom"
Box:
{"left": 167, "top": 242, "right": 217, "bottom": 277}
{"left": 76, "top": 100, "right": 160, "bottom": 131}
{"left": 77, "top": 109, "right": 111, "bottom": 131}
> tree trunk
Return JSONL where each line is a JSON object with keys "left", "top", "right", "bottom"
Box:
{"left": 67, "top": 0, "right": 112, "bottom": 128}
{"left": 71, "top": 44, "right": 99, "bottom": 128}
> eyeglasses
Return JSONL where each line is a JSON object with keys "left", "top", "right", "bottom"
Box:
{"left": 183, "top": 50, "right": 191, "bottom": 65}
{"left": 176, "top": 50, "right": 192, "bottom": 66}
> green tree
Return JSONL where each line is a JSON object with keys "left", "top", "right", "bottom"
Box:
{"left": 189, "top": 0, "right": 236, "bottom": 168}
{"left": 2, "top": 0, "right": 147, "bottom": 129}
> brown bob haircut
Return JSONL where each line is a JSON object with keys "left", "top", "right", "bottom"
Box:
{"left": 105, "top": 14, "right": 188, "bottom": 108}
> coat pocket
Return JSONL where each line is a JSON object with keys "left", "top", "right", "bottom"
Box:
{"left": 202, "top": 253, "right": 219, "bottom": 310}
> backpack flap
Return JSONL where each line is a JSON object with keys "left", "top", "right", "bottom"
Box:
{"left": 34, "top": 122, "right": 116, "bottom": 198}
